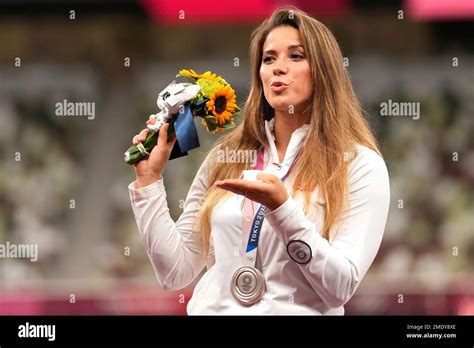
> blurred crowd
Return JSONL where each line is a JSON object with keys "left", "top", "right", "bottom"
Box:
{"left": 0, "top": 3, "right": 472, "bottom": 314}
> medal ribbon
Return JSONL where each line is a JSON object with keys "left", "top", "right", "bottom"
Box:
{"left": 242, "top": 143, "right": 303, "bottom": 267}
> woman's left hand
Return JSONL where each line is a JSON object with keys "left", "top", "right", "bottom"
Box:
{"left": 214, "top": 172, "right": 289, "bottom": 211}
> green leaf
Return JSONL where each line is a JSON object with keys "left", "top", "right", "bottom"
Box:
{"left": 205, "top": 117, "right": 218, "bottom": 125}
{"left": 220, "top": 121, "right": 236, "bottom": 129}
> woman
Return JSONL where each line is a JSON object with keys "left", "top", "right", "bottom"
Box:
{"left": 128, "top": 7, "right": 390, "bottom": 315}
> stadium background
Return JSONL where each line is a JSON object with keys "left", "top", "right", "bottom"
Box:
{"left": 0, "top": 0, "right": 473, "bottom": 315}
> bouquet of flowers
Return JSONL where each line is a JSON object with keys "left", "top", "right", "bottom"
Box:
{"left": 124, "top": 69, "right": 240, "bottom": 165}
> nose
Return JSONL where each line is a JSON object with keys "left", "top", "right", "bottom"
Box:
{"left": 273, "top": 58, "right": 287, "bottom": 76}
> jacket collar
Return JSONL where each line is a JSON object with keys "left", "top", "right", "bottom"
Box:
{"left": 264, "top": 117, "right": 310, "bottom": 166}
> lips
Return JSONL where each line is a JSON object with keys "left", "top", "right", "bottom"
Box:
{"left": 270, "top": 81, "right": 288, "bottom": 87}
{"left": 270, "top": 81, "right": 288, "bottom": 92}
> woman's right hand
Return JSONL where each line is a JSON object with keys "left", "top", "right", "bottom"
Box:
{"left": 132, "top": 123, "right": 177, "bottom": 188}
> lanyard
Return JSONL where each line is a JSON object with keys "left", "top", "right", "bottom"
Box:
{"left": 241, "top": 145, "right": 302, "bottom": 267}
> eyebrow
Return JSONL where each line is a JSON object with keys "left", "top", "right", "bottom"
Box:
{"left": 263, "top": 45, "right": 305, "bottom": 54}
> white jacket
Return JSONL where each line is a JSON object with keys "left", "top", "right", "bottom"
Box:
{"left": 128, "top": 118, "right": 390, "bottom": 315}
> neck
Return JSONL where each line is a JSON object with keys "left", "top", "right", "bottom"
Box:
{"left": 273, "top": 111, "right": 309, "bottom": 161}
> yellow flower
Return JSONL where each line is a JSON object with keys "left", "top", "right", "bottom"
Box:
{"left": 178, "top": 69, "right": 201, "bottom": 80}
{"left": 199, "top": 71, "right": 224, "bottom": 83}
{"left": 206, "top": 85, "right": 237, "bottom": 125}
{"left": 178, "top": 69, "right": 224, "bottom": 83}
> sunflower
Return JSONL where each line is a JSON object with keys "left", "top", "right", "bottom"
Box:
{"left": 178, "top": 69, "right": 224, "bottom": 83}
{"left": 206, "top": 85, "right": 237, "bottom": 125}
{"left": 199, "top": 71, "right": 224, "bottom": 83}
{"left": 178, "top": 69, "right": 201, "bottom": 80}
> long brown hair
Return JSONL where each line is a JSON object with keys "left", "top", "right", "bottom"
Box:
{"left": 197, "top": 6, "right": 381, "bottom": 257}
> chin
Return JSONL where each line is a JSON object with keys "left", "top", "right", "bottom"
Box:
{"left": 267, "top": 99, "right": 290, "bottom": 111}
{"left": 270, "top": 104, "right": 293, "bottom": 113}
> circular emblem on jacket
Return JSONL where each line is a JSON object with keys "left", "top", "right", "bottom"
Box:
{"left": 287, "top": 240, "right": 312, "bottom": 264}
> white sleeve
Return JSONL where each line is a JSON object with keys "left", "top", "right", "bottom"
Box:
{"left": 264, "top": 148, "right": 390, "bottom": 308}
{"left": 128, "top": 151, "right": 214, "bottom": 291}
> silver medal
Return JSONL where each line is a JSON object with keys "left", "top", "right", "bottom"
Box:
{"left": 230, "top": 266, "right": 266, "bottom": 306}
